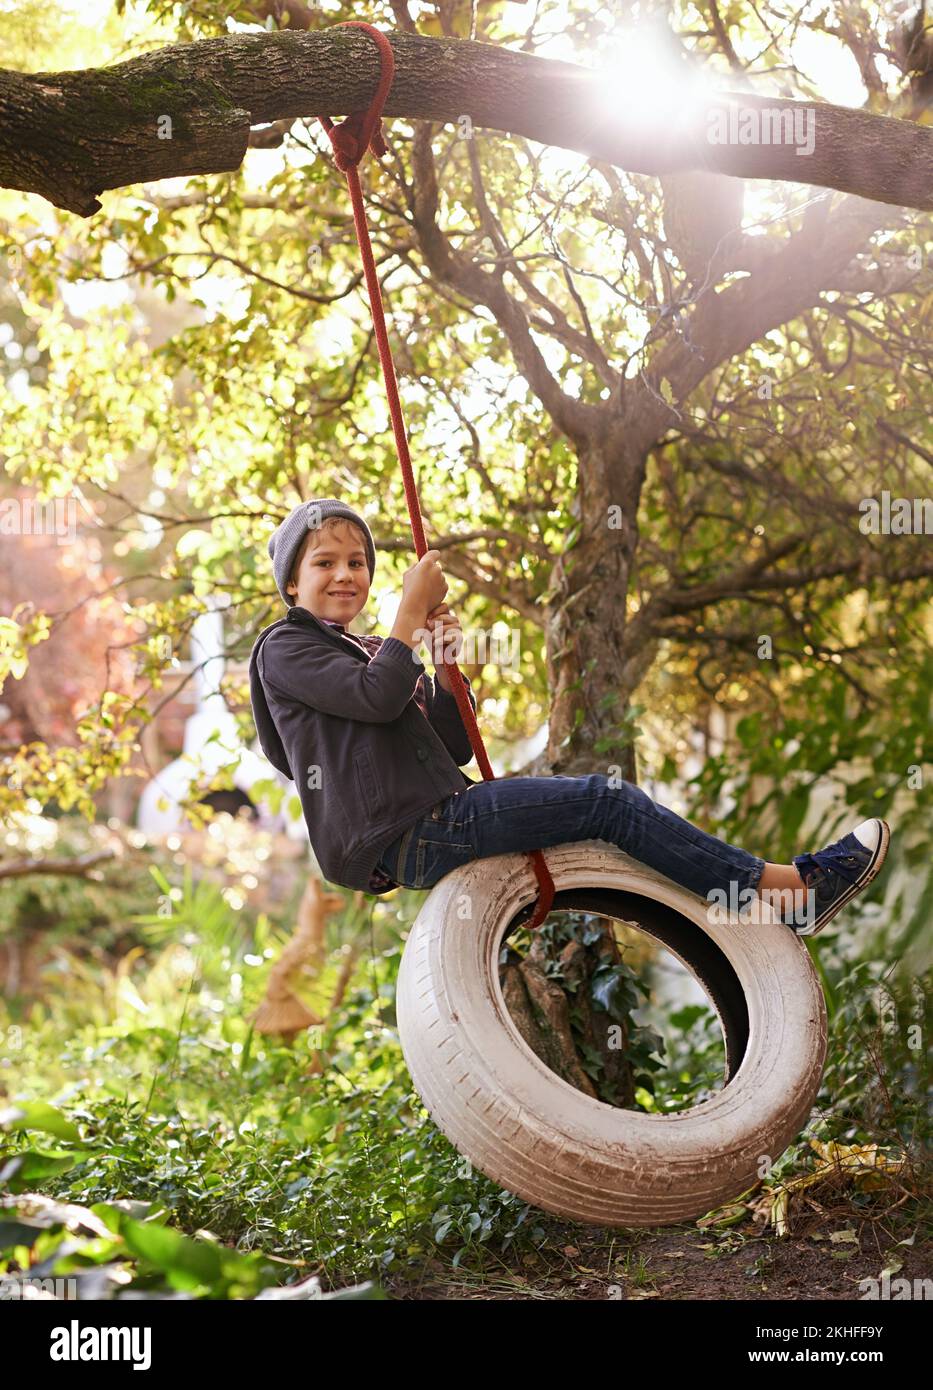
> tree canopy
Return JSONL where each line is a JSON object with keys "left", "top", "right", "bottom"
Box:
{"left": 0, "top": 0, "right": 930, "bottom": 943}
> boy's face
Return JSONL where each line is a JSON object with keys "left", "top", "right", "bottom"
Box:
{"left": 286, "top": 524, "right": 371, "bottom": 624}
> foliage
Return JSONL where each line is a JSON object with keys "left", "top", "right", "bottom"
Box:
{"left": 0, "top": 861, "right": 556, "bottom": 1294}
{"left": 0, "top": 815, "right": 169, "bottom": 955}
{"left": 0, "top": 0, "right": 929, "bottom": 1296}
{"left": 2, "top": 0, "right": 930, "bottom": 856}
{"left": 677, "top": 654, "right": 932, "bottom": 963}
{"left": 504, "top": 912, "right": 670, "bottom": 1108}
{"left": 1, "top": 828, "right": 928, "bottom": 1294}
{"left": 749, "top": 958, "right": 931, "bottom": 1230}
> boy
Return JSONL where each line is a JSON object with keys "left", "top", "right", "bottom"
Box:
{"left": 249, "top": 497, "right": 890, "bottom": 935}
{"left": 249, "top": 497, "right": 477, "bottom": 895}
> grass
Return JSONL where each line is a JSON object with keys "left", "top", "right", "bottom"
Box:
{"left": 0, "top": 815, "right": 928, "bottom": 1299}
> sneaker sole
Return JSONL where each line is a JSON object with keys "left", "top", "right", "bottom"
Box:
{"left": 793, "top": 818, "right": 890, "bottom": 937}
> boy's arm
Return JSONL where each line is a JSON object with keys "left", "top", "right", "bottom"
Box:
{"left": 425, "top": 666, "right": 477, "bottom": 765}
{"left": 261, "top": 625, "right": 426, "bottom": 722}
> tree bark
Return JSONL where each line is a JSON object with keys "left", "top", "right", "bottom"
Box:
{"left": 543, "top": 423, "right": 651, "bottom": 781}
{"left": 500, "top": 952, "right": 600, "bottom": 1098}
{"left": 1, "top": 30, "right": 931, "bottom": 216}
{"left": 499, "top": 918, "right": 637, "bottom": 1105}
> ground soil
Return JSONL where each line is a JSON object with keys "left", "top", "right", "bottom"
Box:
{"left": 386, "top": 1204, "right": 930, "bottom": 1301}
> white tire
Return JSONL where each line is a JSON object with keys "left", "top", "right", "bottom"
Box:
{"left": 396, "top": 841, "right": 827, "bottom": 1227}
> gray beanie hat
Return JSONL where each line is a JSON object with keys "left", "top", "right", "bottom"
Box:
{"left": 268, "top": 498, "right": 377, "bottom": 607}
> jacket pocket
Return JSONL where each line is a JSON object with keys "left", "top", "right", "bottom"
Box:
{"left": 353, "top": 746, "right": 386, "bottom": 818}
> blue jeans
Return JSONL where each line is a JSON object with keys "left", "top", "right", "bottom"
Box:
{"left": 374, "top": 773, "right": 765, "bottom": 899}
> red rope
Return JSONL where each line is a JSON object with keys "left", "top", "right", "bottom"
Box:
{"left": 316, "top": 21, "right": 555, "bottom": 931}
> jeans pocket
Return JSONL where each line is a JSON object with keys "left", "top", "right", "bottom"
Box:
{"left": 412, "top": 836, "right": 476, "bottom": 890}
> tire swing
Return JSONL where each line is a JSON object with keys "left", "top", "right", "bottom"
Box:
{"left": 316, "top": 23, "right": 827, "bottom": 1227}
{"left": 396, "top": 846, "right": 826, "bottom": 1227}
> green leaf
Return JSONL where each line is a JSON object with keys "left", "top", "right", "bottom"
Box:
{"left": 0, "top": 1149, "right": 92, "bottom": 1190}
{"left": 0, "top": 1101, "right": 81, "bottom": 1142}
{"left": 119, "top": 1217, "right": 222, "bottom": 1283}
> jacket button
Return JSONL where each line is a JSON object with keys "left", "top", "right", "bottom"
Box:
{"left": 416, "top": 746, "right": 429, "bottom": 762}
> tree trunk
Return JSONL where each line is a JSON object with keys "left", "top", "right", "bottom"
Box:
{"left": 543, "top": 425, "right": 658, "bottom": 781}
{"left": 499, "top": 916, "right": 637, "bottom": 1106}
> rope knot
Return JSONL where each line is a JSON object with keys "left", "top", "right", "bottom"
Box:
{"left": 316, "top": 22, "right": 394, "bottom": 175}
{"left": 369, "top": 122, "right": 387, "bottom": 158}
{"left": 326, "top": 110, "right": 389, "bottom": 171}
{"left": 330, "top": 117, "right": 363, "bottom": 171}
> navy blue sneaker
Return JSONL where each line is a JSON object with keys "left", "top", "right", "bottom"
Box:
{"left": 790, "top": 818, "right": 890, "bottom": 936}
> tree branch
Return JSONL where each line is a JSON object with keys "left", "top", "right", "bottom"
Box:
{"left": 409, "top": 121, "right": 596, "bottom": 448}
{"left": 0, "top": 850, "right": 115, "bottom": 881}
{"left": 634, "top": 545, "right": 933, "bottom": 638}
{"left": 634, "top": 196, "right": 916, "bottom": 443}
{"left": 1, "top": 30, "right": 931, "bottom": 216}
{"left": 876, "top": 416, "right": 933, "bottom": 468}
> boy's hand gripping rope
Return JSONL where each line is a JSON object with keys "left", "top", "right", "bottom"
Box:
{"left": 316, "top": 21, "right": 555, "bottom": 930}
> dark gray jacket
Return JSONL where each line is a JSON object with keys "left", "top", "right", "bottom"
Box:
{"left": 248, "top": 604, "right": 476, "bottom": 893}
